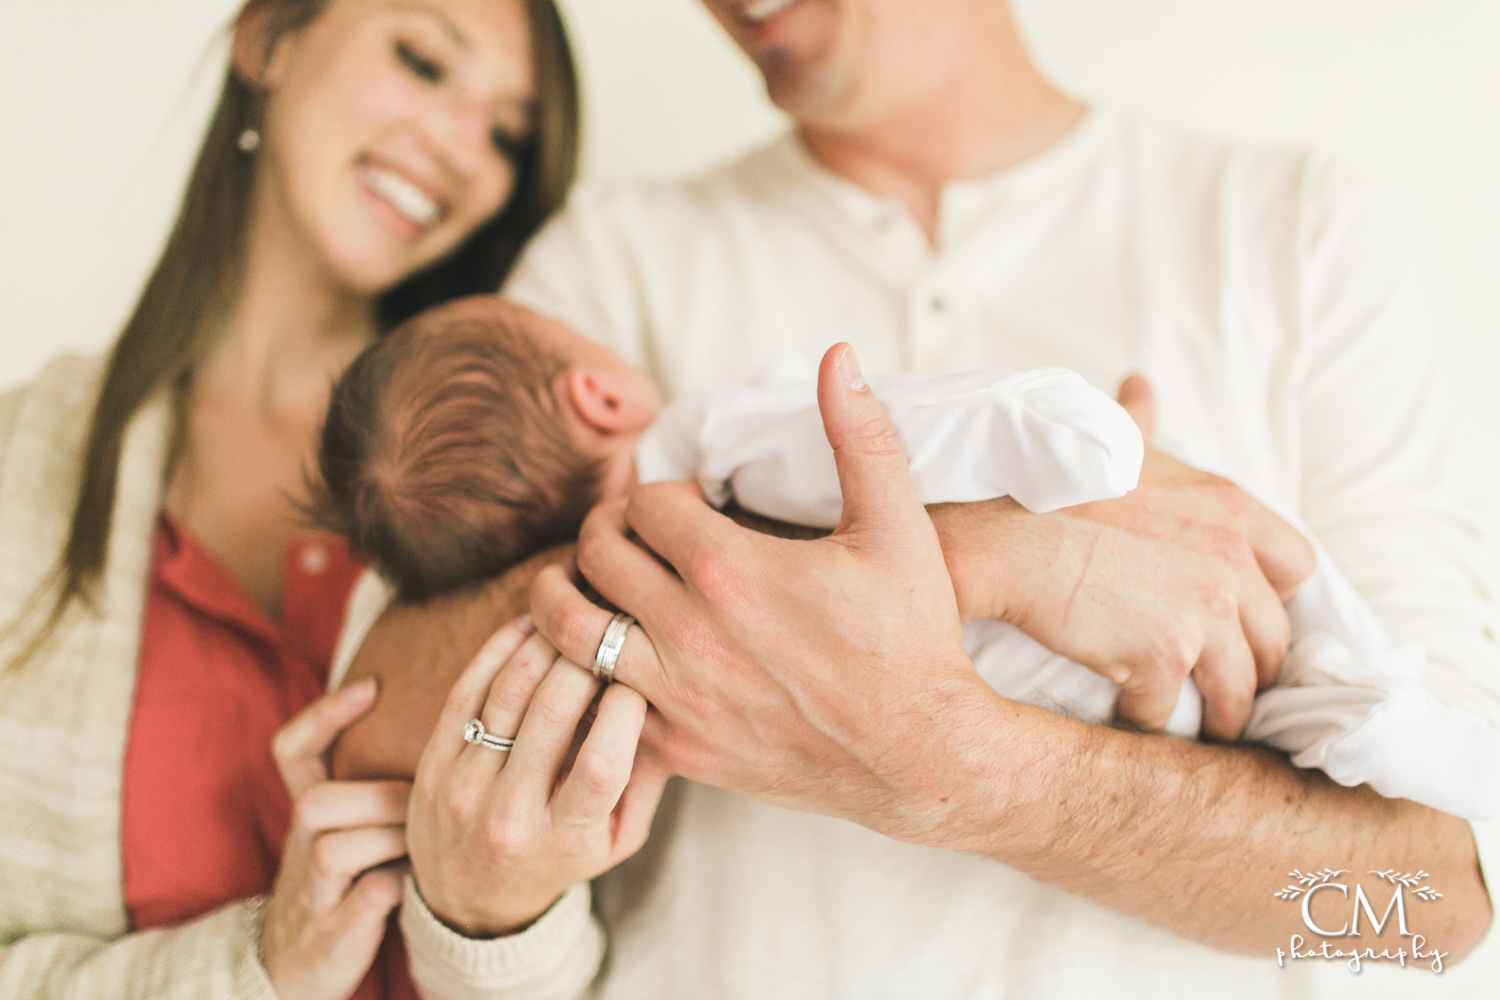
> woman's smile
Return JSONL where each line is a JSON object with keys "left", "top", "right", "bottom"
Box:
{"left": 355, "top": 155, "right": 444, "bottom": 236}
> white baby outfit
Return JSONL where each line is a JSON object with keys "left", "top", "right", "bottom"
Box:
{"left": 635, "top": 362, "right": 1500, "bottom": 821}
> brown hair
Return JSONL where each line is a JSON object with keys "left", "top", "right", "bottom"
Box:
{"left": 310, "top": 298, "right": 604, "bottom": 603}
{"left": 19, "top": 0, "right": 578, "bottom": 648}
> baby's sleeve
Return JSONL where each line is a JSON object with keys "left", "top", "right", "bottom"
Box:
{"left": 635, "top": 392, "right": 718, "bottom": 498}
{"left": 893, "top": 368, "right": 1144, "bottom": 513}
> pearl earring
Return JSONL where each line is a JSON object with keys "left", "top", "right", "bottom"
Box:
{"left": 237, "top": 128, "right": 261, "bottom": 153}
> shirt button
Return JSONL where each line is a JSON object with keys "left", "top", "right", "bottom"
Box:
{"left": 929, "top": 294, "right": 948, "bottom": 314}
{"left": 872, "top": 211, "right": 897, "bottom": 233}
{"left": 299, "top": 544, "right": 329, "bottom": 576}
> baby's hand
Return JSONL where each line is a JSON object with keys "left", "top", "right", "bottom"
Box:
{"left": 406, "top": 616, "right": 667, "bottom": 937}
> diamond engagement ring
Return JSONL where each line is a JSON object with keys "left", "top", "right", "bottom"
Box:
{"left": 591, "top": 613, "right": 634, "bottom": 684}
{"left": 462, "top": 718, "right": 515, "bottom": 753}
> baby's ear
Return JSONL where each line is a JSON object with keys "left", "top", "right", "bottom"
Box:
{"left": 567, "top": 367, "right": 653, "bottom": 434}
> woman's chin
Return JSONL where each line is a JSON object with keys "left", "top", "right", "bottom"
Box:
{"left": 321, "top": 238, "right": 441, "bottom": 298}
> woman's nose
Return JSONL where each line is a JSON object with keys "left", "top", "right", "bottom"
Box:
{"left": 427, "top": 95, "right": 499, "bottom": 183}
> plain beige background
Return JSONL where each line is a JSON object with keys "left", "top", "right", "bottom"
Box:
{"left": 1, "top": 1, "right": 1497, "bottom": 994}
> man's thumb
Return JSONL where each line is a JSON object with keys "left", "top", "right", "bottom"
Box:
{"left": 1116, "top": 373, "right": 1157, "bottom": 440}
{"left": 817, "top": 343, "right": 923, "bottom": 535}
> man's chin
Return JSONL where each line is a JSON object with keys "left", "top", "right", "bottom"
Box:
{"left": 759, "top": 58, "right": 847, "bottom": 122}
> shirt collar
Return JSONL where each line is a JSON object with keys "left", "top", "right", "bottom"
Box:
{"left": 767, "top": 105, "right": 1117, "bottom": 252}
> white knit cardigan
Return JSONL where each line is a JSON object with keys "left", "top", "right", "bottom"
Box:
{"left": 0, "top": 356, "right": 601, "bottom": 1000}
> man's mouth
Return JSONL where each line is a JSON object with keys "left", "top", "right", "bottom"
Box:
{"left": 739, "top": 0, "right": 802, "bottom": 26}
{"left": 357, "top": 160, "right": 442, "bottom": 230}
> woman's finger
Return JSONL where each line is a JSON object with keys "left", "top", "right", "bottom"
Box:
{"left": 294, "top": 780, "right": 411, "bottom": 836}
{"left": 503, "top": 658, "right": 599, "bottom": 799}
{"left": 553, "top": 682, "right": 648, "bottom": 826}
{"left": 273, "top": 678, "right": 378, "bottom": 799}
{"left": 307, "top": 826, "right": 409, "bottom": 910}
{"left": 470, "top": 630, "right": 563, "bottom": 769}
{"left": 319, "top": 865, "right": 406, "bottom": 973}
{"left": 423, "top": 616, "right": 537, "bottom": 773}
{"left": 610, "top": 753, "right": 671, "bottom": 863}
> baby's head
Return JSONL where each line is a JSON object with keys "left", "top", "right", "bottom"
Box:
{"left": 312, "top": 296, "right": 661, "bottom": 602}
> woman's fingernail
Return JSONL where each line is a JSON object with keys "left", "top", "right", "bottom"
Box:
{"left": 344, "top": 677, "right": 378, "bottom": 700}
{"left": 514, "top": 613, "right": 534, "bottom": 635}
{"left": 840, "top": 345, "right": 868, "bottom": 391}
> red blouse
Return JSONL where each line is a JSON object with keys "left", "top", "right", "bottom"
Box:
{"left": 124, "top": 514, "right": 414, "bottom": 999}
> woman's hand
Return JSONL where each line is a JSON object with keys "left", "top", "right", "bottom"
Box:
{"left": 262, "top": 679, "right": 412, "bottom": 1000}
{"left": 407, "top": 617, "right": 667, "bottom": 938}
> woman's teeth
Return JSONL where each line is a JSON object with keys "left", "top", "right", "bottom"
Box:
{"left": 741, "top": 0, "right": 798, "bottom": 25}
{"left": 360, "top": 164, "right": 439, "bottom": 228}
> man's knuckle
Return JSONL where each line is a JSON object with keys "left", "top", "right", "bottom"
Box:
{"left": 1224, "top": 684, "right": 1255, "bottom": 715}
{"left": 575, "top": 533, "right": 610, "bottom": 578}
{"left": 659, "top": 734, "right": 714, "bottom": 779}
{"left": 554, "top": 601, "right": 599, "bottom": 653}
{"left": 1201, "top": 585, "right": 1238, "bottom": 622}
{"left": 850, "top": 415, "right": 905, "bottom": 459}
{"left": 1152, "top": 634, "right": 1198, "bottom": 680}
{"left": 685, "top": 549, "right": 747, "bottom": 606}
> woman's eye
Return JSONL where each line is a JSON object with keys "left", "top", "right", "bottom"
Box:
{"left": 490, "top": 126, "right": 526, "bottom": 164}
{"left": 395, "top": 40, "right": 444, "bottom": 84}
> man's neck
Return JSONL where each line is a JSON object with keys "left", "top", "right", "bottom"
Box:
{"left": 798, "top": 14, "right": 1083, "bottom": 243}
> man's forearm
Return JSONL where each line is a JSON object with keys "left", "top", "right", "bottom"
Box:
{"left": 925, "top": 687, "right": 1492, "bottom": 962}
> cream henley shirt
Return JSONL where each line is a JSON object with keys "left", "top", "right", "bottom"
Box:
{"left": 350, "top": 108, "right": 1500, "bottom": 998}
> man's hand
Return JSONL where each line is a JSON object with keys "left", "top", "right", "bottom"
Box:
{"left": 532, "top": 344, "right": 983, "bottom": 840}
{"left": 934, "top": 375, "right": 1315, "bottom": 740}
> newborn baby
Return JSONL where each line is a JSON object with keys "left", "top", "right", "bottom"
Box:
{"left": 314, "top": 297, "right": 1500, "bottom": 820}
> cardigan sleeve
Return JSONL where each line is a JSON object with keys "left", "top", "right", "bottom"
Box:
{"left": 0, "top": 898, "right": 278, "bottom": 1000}
{"left": 400, "top": 878, "right": 603, "bottom": 1000}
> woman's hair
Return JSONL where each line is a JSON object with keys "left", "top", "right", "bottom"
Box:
{"left": 36, "top": 0, "right": 578, "bottom": 637}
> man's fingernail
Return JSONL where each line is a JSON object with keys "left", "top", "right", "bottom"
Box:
{"left": 514, "top": 613, "right": 534, "bottom": 635}
{"left": 840, "top": 345, "right": 868, "bottom": 391}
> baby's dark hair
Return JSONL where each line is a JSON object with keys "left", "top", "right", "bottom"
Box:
{"left": 310, "top": 298, "right": 604, "bottom": 603}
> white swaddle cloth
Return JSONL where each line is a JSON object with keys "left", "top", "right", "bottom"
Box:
{"left": 635, "top": 360, "right": 1500, "bottom": 820}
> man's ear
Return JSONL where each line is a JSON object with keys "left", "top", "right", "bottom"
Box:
{"left": 231, "top": 0, "right": 296, "bottom": 89}
{"left": 567, "top": 368, "right": 653, "bottom": 434}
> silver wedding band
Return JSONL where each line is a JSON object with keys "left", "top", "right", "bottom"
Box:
{"left": 592, "top": 613, "right": 634, "bottom": 684}
{"left": 463, "top": 718, "right": 515, "bottom": 753}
